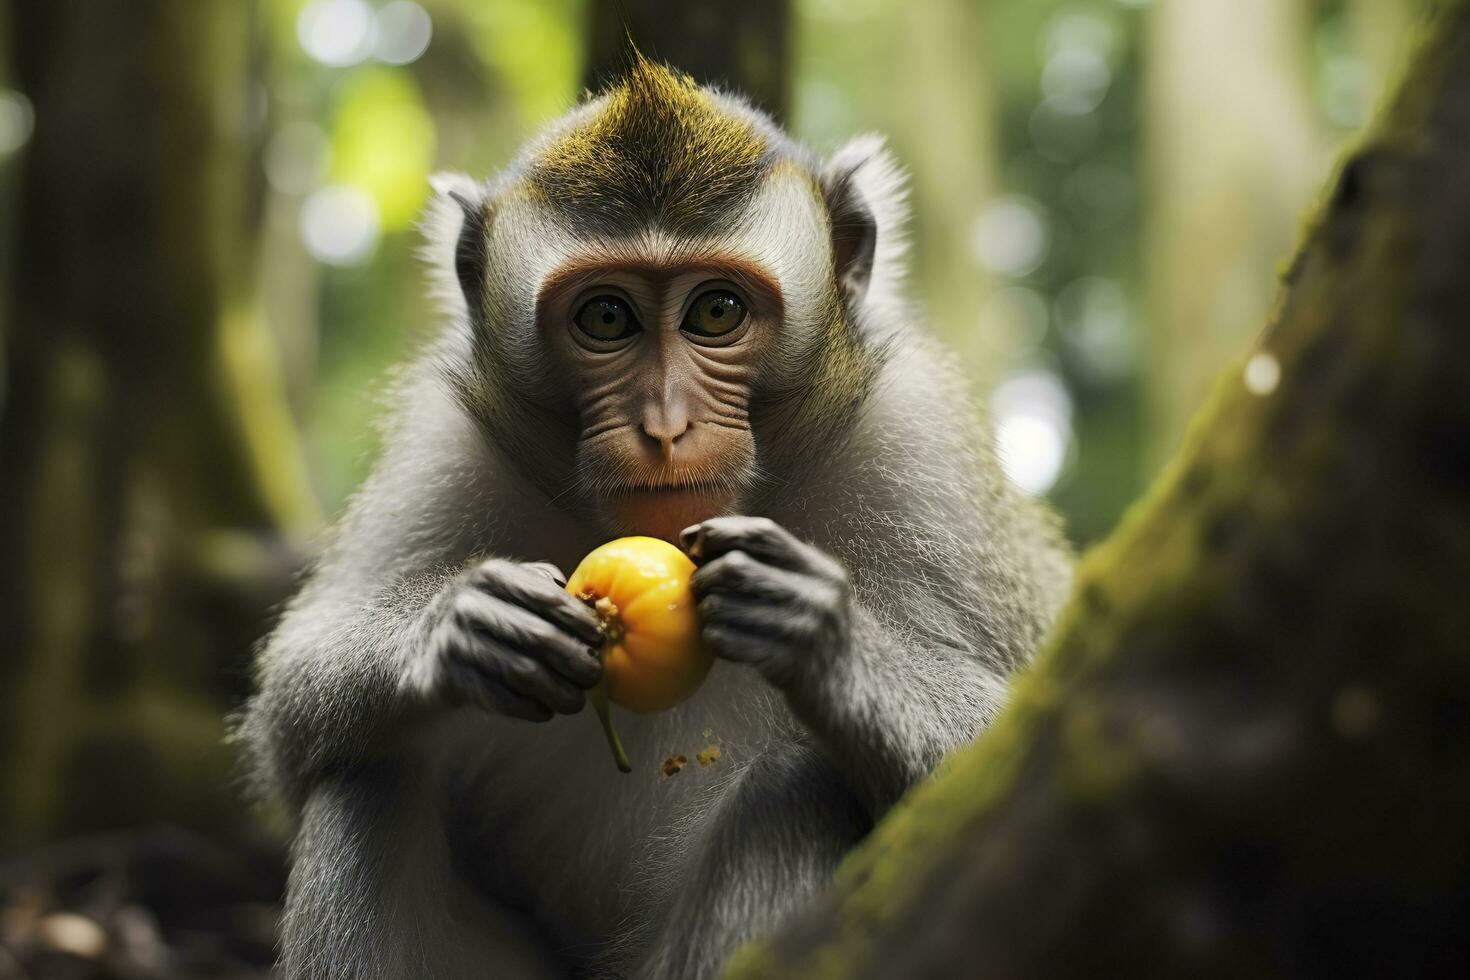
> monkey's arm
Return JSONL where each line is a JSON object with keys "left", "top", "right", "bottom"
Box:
{"left": 685, "top": 516, "right": 1015, "bottom": 816}
{"left": 242, "top": 387, "right": 600, "bottom": 807}
{"left": 243, "top": 565, "right": 454, "bottom": 807}
{"left": 241, "top": 402, "right": 490, "bottom": 805}
{"left": 804, "top": 606, "right": 1012, "bottom": 813}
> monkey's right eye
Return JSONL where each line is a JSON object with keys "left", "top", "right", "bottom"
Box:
{"left": 574, "top": 296, "right": 641, "bottom": 343}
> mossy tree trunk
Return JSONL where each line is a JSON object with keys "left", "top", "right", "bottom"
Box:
{"left": 729, "top": 2, "right": 1470, "bottom": 975}
{"left": 583, "top": 0, "right": 789, "bottom": 121}
{"left": 0, "top": 0, "right": 313, "bottom": 850}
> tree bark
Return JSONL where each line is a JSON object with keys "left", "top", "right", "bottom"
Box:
{"left": 0, "top": 0, "right": 311, "bottom": 849}
{"left": 728, "top": 2, "right": 1470, "bottom": 975}
{"left": 583, "top": 0, "right": 789, "bottom": 121}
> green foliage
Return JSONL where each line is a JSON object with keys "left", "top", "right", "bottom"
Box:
{"left": 456, "top": 0, "right": 585, "bottom": 123}
{"left": 329, "top": 68, "right": 436, "bottom": 229}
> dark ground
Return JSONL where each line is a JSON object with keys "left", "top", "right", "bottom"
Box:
{"left": 0, "top": 829, "right": 281, "bottom": 979}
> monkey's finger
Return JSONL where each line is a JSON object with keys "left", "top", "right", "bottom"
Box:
{"left": 698, "top": 593, "right": 816, "bottom": 644}
{"left": 681, "top": 516, "right": 802, "bottom": 567}
{"left": 690, "top": 550, "right": 803, "bottom": 602}
{"left": 699, "top": 623, "right": 775, "bottom": 668}
{"left": 681, "top": 516, "right": 835, "bottom": 578}
{"left": 525, "top": 561, "right": 568, "bottom": 587}
{"left": 445, "top": 636, "right": 585, "bottom": 716}
{"left": 439, "top": 653, "right": 553, "bottom": 723}
{"left": 490, "top": 648, "right": 588, "bottom": 716}
{"left": 453, "top": 590, "right": 602, "bottom": 688}
{"left": 467, "top": 560, "right": 603, "bottom": 646}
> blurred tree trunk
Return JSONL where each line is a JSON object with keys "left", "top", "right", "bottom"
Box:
{"left": 0, "top": 0, "right": 313, "bottom": 850}
{"left": 729, "top": 1, "right": 1470, "bottom": 975}
{"left": 1142, "top": 0, "right": 1323, "bottom": 471}
{"left": 900, "top": 2, "right": 999, "bottom": 380}
{"left": 583, "top": 0, "right": 789, "bottom": 120}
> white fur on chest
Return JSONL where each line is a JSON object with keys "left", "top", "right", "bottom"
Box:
{"left": 446, "top": 661, "right": 785, "bottom": 944}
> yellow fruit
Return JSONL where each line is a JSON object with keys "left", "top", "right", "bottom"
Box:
{"left": 566, "top": 536, "right": 711, "bottom": 773}
{"left": 567, "top": 536, "right": 710, "bottom": 712}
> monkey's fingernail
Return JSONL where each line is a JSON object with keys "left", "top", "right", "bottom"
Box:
{"left": 680, "top": 525, "right": 704, "bottom": 558}
{"left": 532, "top": 560, "right": 567, "bottom": 585}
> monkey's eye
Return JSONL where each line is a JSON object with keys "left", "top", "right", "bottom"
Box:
{"left": 682, "top": 290, "right": 747, "bottom": 338}
{"left": 574, "top": 295, "right": 641, "bottom": 343}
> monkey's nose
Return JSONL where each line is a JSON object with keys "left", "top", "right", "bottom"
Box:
{"left": 641, "top": 414, "right": 690, "bottom": 464}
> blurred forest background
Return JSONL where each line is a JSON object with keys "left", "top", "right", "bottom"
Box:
{"left": 0, "top": 0, "right": 1431, "bottom": 975}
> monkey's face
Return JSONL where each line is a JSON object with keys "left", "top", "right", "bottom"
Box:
{"left": 441, "top": 55, "right": 887, "bottom": 543}
{"left": 537, "top": 258, "right": 781, "bottom": 543}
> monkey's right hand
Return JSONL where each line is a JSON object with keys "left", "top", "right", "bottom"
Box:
{"left": 402, "top": 559, "right": 606, "bottom": 722}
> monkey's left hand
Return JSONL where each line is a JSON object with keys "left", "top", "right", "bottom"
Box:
{"left": 681, "top": 516, "right": 852, "bottom": 691}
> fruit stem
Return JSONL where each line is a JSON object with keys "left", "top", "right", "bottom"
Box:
{"left": 579, "top": 589, "right": 631, "bottom": 773}
{"left": 590, "top": 683, "right": 632, "bottom": 773}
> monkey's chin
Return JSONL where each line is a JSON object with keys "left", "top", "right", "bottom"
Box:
{"left": 606, "top": 489, "right": 732, "bottom": 544}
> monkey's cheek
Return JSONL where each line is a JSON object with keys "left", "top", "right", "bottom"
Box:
{"left": 606, "top": 489, "right": 734, "bottom": 545}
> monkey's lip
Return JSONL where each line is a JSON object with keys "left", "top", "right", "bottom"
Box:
{"left": 606, "top": 486, "right": 732, "bottom": 543}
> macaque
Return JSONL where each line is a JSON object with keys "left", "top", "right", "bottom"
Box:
{"left": 243, "top": 54, "right": 1072, "bottom": 979}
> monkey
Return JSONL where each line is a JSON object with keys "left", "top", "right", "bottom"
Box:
{"left": 241, "top": 54, "right": 1072, "bottom": 980}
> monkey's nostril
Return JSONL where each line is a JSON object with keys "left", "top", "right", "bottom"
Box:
{"left": 642, "top": 418, "right": 689, "bottom": 443}
{"left": 641, "top": 417, "right": 690, "bottom": 464}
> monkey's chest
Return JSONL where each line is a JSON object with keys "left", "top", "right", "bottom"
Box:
{"left": 446, "top": 662, "right": 786, "bottom": 951}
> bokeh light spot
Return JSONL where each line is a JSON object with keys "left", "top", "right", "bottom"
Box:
{"left": 992, "top": 369, "right": 1074, "bottom": 495}
{"left": 1321, "top": 55, "right": 1372, "bottom": 129}
{"left": 971, "top": 197, "right": 1050, "bottom": 278}
{"left": 1042, "top": 46, "right": 1112, "bottom": 116}
{"left": 298, "top": 0, "right": 375, "bottom": 67}
{"left": 300, "top": 184, "right": 380, "bottom": 266}
{"left": 0, "top": 89, "right": 35, "bottom": 157}
{"left": 1042, "top": 11, "right": 1121, "bottom": 65}
{"left": 1244, "top": 351, "right": 1281, "bottom": 396}
{"left": 997, "top": 415, "right": 1069, "bottom": 496}
{"left": 374, "top": 2, "right": 433, "bottom": 66}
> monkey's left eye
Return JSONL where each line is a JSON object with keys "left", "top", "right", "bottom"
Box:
{"left": 682, "top": 290, "right": 747, "bottom": 338}
{"left": 574, "top": 295, "right": 641, "bottom": 343}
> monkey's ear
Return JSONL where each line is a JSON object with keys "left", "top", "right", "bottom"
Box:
{"left": 820, "top": 135, "right": 909, "bottom": 307}
{"left": 421, "top": 172, "right": 490, "bottom": 323}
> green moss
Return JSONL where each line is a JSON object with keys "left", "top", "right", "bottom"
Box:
{"left": 1056, "top": 697, "right": 1144, "bottom": 805}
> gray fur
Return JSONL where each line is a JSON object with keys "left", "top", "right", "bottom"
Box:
{"left": 241, "top": 73, "right": 1071, "bottom": 980}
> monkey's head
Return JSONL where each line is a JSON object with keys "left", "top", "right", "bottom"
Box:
{"left": 427, "top": 54, "right": 907, "bottom": 543}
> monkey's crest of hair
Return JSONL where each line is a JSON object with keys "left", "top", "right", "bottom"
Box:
{"left": 526, "top": 50, "right": 772, "bottom": 236}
